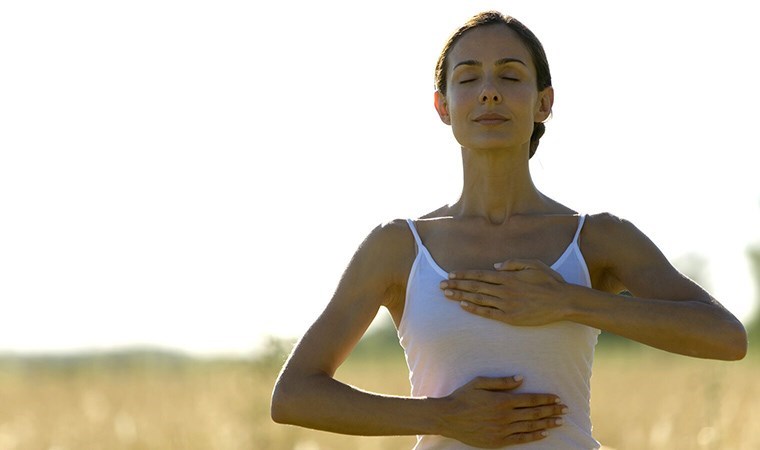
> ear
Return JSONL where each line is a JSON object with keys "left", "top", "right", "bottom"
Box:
{"left": 534, "top": 86, "right": 554, "bottom": 122}
{"left": 434, "top": 90, "right": 451, "bottom": 125}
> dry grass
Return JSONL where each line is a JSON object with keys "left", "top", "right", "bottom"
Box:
{"left": 589, "top": 350, "right": 759, "bottom": 450}
{"left": 0, "top": 347, "right": 757, "bottom": 450}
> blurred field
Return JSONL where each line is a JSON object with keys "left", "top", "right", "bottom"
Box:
{"left": 0, "top": 337, "right": 757, "bottom": 450}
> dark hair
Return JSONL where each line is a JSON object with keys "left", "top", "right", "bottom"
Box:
{"left": 434, "top": 11, "right": 552, "bottom": 158}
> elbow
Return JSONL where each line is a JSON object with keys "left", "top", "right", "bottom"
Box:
{"left": 270, "top": 368, "right": 297, "bottom": 424}
{"left": 270, "top": 389, "right": 285, "bottom": 424}
{"left": 727, "top": 325, "right": 748, "bottom": 361}
{"left": 270, "top": 380, "right": 297, "bottom": 424}
{"left": 721, "top": 341, "right": 747, "bottom": 362}
{"left": 714, "top": 320, "right": 748, "bottom": 361}
{"left": 271, "top": 369, "right": 318, "bottom": 425}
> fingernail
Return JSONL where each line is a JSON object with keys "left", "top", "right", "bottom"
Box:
{"left": 448, "top": 272, "right": 455, "bottom": 279}
{"left": 460, "top": 301, "right": 470, "bottom": 308}
{"left": 493, "top": 262, "right": 502, "bottom": 269}
{"left": 514, "top": 375, "right": 523, "bottom": 381}
{"left": 540, "top": 431, "right": 548, "bottom": 437}
{"left": 445, "top": 289, "right": 453, "bottom": 296}
{"left": 439, "top": 281, "right": 447, "bottom": 288}
{"left": 555, "top": 418, "right": 564, "bottom": 425}
{"left": 555, "top": 397, "right": 562, "bottom": 404}
{"left": 561, "top": 407, "right": 569, "bottom": 414}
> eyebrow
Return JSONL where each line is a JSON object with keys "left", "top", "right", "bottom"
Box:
{"left": 452, "top": 57, "right": 527, "bottom": 70}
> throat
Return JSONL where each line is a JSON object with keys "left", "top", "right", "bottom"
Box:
{"left": 456, "top": 188, "right": 548, "bottom": 225}
{"left": 486, "top": 207, "right": 508, "bottom": 225}
{"left": 456, "top": 154, "right": 547, "bottom": 223}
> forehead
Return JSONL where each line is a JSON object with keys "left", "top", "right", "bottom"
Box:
{"left": 448, "top": 24, "right": 534, "bottom": 71}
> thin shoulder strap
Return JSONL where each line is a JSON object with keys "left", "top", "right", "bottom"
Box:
{"left": 406, "top": 218, "right": 423, "bottom": 248}
{"left": 572, "top": 214, "right": 587, "bottom": 244}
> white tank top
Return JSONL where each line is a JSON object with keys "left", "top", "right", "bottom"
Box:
{"left": 398, "top": 216, "right": 600, "bottom": 449}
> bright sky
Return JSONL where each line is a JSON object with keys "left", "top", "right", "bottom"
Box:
{"left": 1, "top": 1, "right": 758, "bottom": 356}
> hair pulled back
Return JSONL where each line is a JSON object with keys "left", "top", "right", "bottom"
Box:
{"left": 435, "top": 11, "right": 552, "bottom": 159}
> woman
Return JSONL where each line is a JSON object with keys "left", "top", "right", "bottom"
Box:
{"left": 270, "top": 11, "right": 747, "bottom": 449}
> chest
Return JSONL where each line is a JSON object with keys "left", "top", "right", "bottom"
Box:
{"left": 419, "top": 220, "right": 578, "bottom": 273}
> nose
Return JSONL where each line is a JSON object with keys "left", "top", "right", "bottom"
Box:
{"left": 479, "top": 85, "right": 501, "bottom": 104}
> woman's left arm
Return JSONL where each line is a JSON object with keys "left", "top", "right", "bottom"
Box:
{"left": 563, "top": 213, "right": 746, "bottom": 360}
{"left": 441, "top": 213, "right": 748, "bottom": 361}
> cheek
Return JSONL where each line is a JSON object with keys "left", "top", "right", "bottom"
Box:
{"left": 444, "top": 97, "right": 470, "bottom": 127}
{"left": 516, "top": 86, "right": 541, "bottom": 114}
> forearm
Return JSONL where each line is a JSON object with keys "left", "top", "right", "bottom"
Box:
{"left": 564, "top": 285, "right": 747, "bottom": 360}
{"left": 271, "top": 369, "right": 444, "bottom": 436}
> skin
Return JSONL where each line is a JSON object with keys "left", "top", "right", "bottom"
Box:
{"left": 271, "top": 23, "right": 747, "bottom": 448}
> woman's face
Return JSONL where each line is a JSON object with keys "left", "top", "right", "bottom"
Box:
{"left": 435, "top": 24, "right": 553, "bottom": 154}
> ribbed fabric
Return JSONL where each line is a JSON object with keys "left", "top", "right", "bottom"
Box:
{"left": 398, "top": 216, "right": 600, "bottom": 449}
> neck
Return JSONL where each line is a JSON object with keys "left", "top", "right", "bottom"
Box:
{"left": 451, "top": 146, "right": 546, "bottom": 225}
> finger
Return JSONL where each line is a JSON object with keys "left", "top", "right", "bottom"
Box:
{"left": 510, "top": 393, "right": 562, "bottom": 408}
{"left": 495, "top": 259, "right": 566, "bottom": 283}
{"left": 459, "top": 302, "right": 507, "bottom": 321}
{"left": 441, "top": 279, "right": 501, "bottom": 296}
{"left": 505, "top": 416, "right": 565, "bottom": 435}
{"left": 448, "top": 269, "right": 503, "bottom": 284}
{"left": 493, "top": 259, "right": 542, "bottom": 271}
{"left": 502, "top": 430, "right": 549, "bottom": 446}
{"left": 513, "top": 404, "right": 569, "bottom": 422}
{"left": 444, "top": 289, "right": 500, "bottom": 307}
{"left": 469, "top": 375, "right": 524, "bottom": 391}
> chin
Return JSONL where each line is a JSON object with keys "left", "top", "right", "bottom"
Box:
{"left": 454, "top": 131, "right": 531, "bottom": 153}
{"left": 459, "top": 139, "right": 530, "bottom": 154}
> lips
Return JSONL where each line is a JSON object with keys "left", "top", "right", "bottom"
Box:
{"left": 473, "top": 112, "right": 509, "bottom": 124}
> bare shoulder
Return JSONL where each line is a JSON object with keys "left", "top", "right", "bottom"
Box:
{"left": 581, "top": 212, "right": 648, "bottom": 263}
{"left": 355, "top": 219, "right": 416, "bottom": 289}
{"left": 582, "top": 212, "right": 653, "bottom": 255}
{"left": 585, "top": 211, "right": 632, "bottom": 228}
{"left": 583, "top": 212, "right": 636, "bottom": 241}
{"left": 581, "top": 212, "right": 693, "bottom": 296}
{"left": 363, "top": 219, "right": 415, "bottom": 258}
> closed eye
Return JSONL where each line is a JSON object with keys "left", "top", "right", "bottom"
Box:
{"left": 501, "top": 77, "right": 519, "bottom": 81}
{"left": 460, "top": 78, "right": 477, "bottom": 84}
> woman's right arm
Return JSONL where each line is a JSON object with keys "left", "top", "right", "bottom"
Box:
{"left": 270, "top": 220, "right": 566, "bottom": 447}
{"left": 271, "top": 219, "right": 441, "bottom": 435}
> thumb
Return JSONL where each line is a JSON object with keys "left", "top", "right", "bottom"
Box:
{"left": 494, "top": 259, "right": 536, "bottom": 271}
